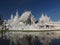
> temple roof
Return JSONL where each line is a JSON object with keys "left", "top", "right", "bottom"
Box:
{"left": 39, "top": 13, "right": 51, "bottom": 23}
{"left": 19, "top": 11, "right": 31, "bottom": 21}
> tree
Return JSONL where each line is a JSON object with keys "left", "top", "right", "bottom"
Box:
{"left": 0, "top": 16, "right": 3, "bottom": 26}
{"left": 0, "top": 15, "right": 4, "bottom": 38}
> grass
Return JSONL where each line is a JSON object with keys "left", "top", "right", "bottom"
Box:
{"left": 0, "top": 30, "right": 60, "bottom": 33}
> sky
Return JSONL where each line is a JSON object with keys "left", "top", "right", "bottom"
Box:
{"left": 0, "top": 0, "right": 60, "bottom": 21}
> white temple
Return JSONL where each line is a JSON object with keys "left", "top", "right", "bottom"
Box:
{"left": 5, "top": 10, "right": 60, "bottom": 30}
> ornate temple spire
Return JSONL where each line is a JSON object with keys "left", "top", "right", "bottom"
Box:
{"left": 16, "top": 9, "right": 19, "bottom": 18}
{"left": 39, "top": 12, "right": 45, "bottom": 21}
{"left": 44, "top": 13, "right": 51, "bottom": 23}
{"left": 11, "top": 14, "right": 13, "bottom": 20}
{"left": 13, "top": 9, "right": 19, "bottom": 23}
{"left": 45, "top": 13, "right": 48, "bottom": 19}
{"left": 41, "top": 12, "right": 44, "bottom": 18}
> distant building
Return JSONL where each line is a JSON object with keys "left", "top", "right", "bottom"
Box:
{"left": 5, "top": 10, "right": 60, "bottom": 30}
